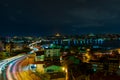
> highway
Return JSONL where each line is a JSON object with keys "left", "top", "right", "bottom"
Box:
{"left": 0, "top": 54, "right": 41, "bottom": 80}
{"left": 0, "top": 55, "right": 25, "bottom": 80}
{"left": 0, "top": 41, "right": 42, "bottom": 80}
{"left": 6, "top": 55, "right": 26, "bottom": 80}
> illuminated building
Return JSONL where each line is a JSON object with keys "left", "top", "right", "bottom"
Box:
{"left": 55, "top": 33, "right": 61, "bottom": 37}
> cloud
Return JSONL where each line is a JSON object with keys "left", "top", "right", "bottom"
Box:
{"left": 69, "top": 8, "right": 118, "bottom": 21}
{"left": 72, "top": 23, "right": 104, "bottom": 28}
{"left": 65, "top": 0, "right": 120, "bottom": 27}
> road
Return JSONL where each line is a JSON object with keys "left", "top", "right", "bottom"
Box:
{"left": 0, "top": 40, "right": 43, "bottom": 80}
{"left": 0, "top": 55, "right": 25, "bottom": 80}
{"left": 6, "top": 55, "right": 26, "bottom": 80}
{"left": 0, "top": 54, "right": 41, "bottom": 80}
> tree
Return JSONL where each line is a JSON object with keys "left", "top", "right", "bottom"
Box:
{"left": 0, "top": 52, "right": 8, "bottom": 60}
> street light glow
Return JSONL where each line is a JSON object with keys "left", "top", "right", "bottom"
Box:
{"left": 62, "top": 67, "right": 65, "bottom": 71}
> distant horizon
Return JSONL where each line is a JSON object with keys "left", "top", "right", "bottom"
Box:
{"left": 0, "top": 32, "right": 120, "bottom": 37}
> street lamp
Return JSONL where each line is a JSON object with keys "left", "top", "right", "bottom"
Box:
{"left": 62, "top": 67, "right": 65, "bottom": 71}
{"left": 62, "top": 67, "right": 68, "bottom": 80}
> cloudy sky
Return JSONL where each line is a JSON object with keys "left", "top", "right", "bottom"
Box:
{"left": 0, "top": 0, "right": 120, "bottom": 36}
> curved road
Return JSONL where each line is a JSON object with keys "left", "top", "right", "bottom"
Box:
{"left": 2, "top": 54, "right": 41, "bottom": 80}
{"left": 0, "top": 55, "right": 25, "bottom": 80}
{"left": 0, "top": 41, "right": 42, "bottom": 80}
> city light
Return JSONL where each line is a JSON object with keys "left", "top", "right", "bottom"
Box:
{"left": 0, "top": 33, "right": 120, "bottom": 80}
{"left": 62, "top": 67, "right": 65, "bottom": 71}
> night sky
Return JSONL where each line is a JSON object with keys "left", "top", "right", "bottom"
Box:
{"left": 0, "top": 0, "right": 120, "bottom": 36}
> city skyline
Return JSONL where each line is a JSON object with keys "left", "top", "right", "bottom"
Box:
{"left": 0, "top": 0, "right": 120, "bottom": 36}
